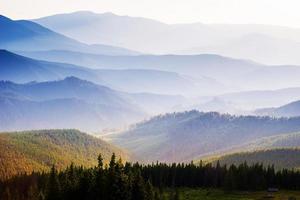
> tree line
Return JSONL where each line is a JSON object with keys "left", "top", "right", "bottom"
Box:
{"left": 1, "top": 154, "right": 300, "bottom": 200}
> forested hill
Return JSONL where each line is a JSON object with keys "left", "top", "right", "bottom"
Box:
{"left": 208, "top": 148, "right": 300, "bottom": 170}
{"left": 113, "top": 110, "right": 300, "bottom": 162}
{"left": 0, "top": 129, "right": 129, "bottom": 180}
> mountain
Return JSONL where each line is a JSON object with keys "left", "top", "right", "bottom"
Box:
{"left": 255, "top": 100, "right": 300, "bottom": 117}
{"left": 18, "top": 49, "right": 300, "bottom": 91}
{"left": 1, "top": 50, "right": 209, "bottom": 96}
{"left": 34, "top": 11, "right": 300, "bottom": 64}
{"left": 15, "top": 50, "right": 260, "bottom": 82}
{"left": 242, "top": 132, "right": 300, "bottom": 151}
{"left": 0, "top": 77, "right": 145, "bottom": 131}
{"left": 0, "top": 129, "right": 129, "bottom": 180}
{"left": 213, "top": 87, "right": 300, "bottom": 110}
{"left": 111, "top": 111, "right": 300, "bottom": 162}
{"left": 0, "top": 49, "right": 101, "bottom": 83}
{"left": 207, "top": 148, "right": 300, "bottom": 170}
{"left": 181, "top": 33, "right": 300, "bottom": 65}
{"left": 0, "top": 15, "right": 137, "bottom": 55}
{"left": 199, "top": 131, "right": 300, "bottom": 162}
{"left": 94, "top": 69, "right": 222, "bottom": 96}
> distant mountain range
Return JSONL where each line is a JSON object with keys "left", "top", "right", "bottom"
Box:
{"left": 17, "top": 49, "right": 300, "bottom": 92}
{"left": 195, "top": 87, "right": 300, "bottom": 112}
{"left": 16, "top": 49, "right": 260, "bottom": 80}
{"left": 255, "top": 100, "right": 300, "bottom": 117}
{"left": 0, "top": 15, "right": 137, "bottom": 55}
{"left": 34, "top": 11, "right": 300, "bottom": 65}
{"left": 0, "top": 49, "right": 99, "bottom": 83}
{"left": 0, "top": 129, "right": 129, "bottom": 180}
{"left": 0, "top": 75, "right": 193, "bottom": 131}
{"left": 0, "top": 77, "right": 146, "bottom": 131}
{"left": 1, "top": 50, "right": 210, "bottom": 96}
{"left": 111, "top": 110, "right": 300, "bottom": 162}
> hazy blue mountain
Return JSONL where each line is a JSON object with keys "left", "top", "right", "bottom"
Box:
{"left": 216, "top": 87, "right": 300, "bottom": 110}
{"left": 126, "top": 93, "right": 186, "bottom": 114}
{"left": 0, "top": 76, "right": 134, "bottom": 108}
{"left": 255, "top": 100, "right": 300, "bottom": 117}
{"left": 0, "top": 15, "right": 137, "bottom": 55}
{"left": 188, "top": 97, "right": 240, "bottom": 114}
{"left": 0, "top": 49, "right": 100, "bottom": 83}
{"left": 15, "top": 50, "right": 260, "bottom": 80}
{"left": 180, "top": 33, "right": 300, "bottom": 65}
{"left": 3, "top": 50, "right": 228, "bottom": 96}
{"left": 1, "top": 50, "right": 204, "bottom": 96}
{"left": 0, "top": 77, "right": 195, "bottom": 131}
{"left": 34, "top": 11, "right": 300, "bottom": 64}
{"left": 18, "top": 49, "right": 300, "bottom": 91}
{"left": 111, "top": 110, "right": 300, "bottom": 162}
{"left": 0, "top": 77, "right": 146, "bottom": 131}
{"left": 94, "top": 69, "right": 224, "bottom": 96}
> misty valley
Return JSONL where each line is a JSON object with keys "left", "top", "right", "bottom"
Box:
{"left": 2, "top": 8, "right": 300, "bottom": 200}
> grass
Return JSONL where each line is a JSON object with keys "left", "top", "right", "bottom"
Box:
{"left": 167, "top": 188, "right": 300, "bottom": 200}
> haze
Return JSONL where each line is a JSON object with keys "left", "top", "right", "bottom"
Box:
{"left": 2, "top": 0, "right": 300, "bottom": 27}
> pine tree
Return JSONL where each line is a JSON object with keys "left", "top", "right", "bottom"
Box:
{"left": 145, "top": 180, "right": 155, "bottom": 200}
{"left": 46, "top": 165, "right": 62, "bottom": 200}
{"left": 132, "top": 170, "right": 147, "bottom": 200}
{"left": 95, "top": 154, "right": 105, "bottom": 200}
{"left": 27, "top": 184, "right": 39, "bottom": 200}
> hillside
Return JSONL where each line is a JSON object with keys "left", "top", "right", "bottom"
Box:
{"left": 255, "top": 100, "right": 300, "bottom": 117}
{"left": 229, "top": 131, "right": 300, "bottom": 152}
{"left": 0, "top": 15, "right": 136, "bottom": 55}
{"left": 207, "top": 148, "right": 300, "bottom": 170}
{"left": 111, "top": 111, "right": 300, "bottom": 162}
{"left": 0, "top": 129, "right": 129, "bottom": 180}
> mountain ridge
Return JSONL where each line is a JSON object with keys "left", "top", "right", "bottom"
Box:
{"left": 111, "top": 110, "right": 300, "bottom": 162}
{"left": 0, "top": 15, "right": 138, "bottom": 55}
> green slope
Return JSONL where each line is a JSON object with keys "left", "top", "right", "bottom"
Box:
{"left": 0, "top": 129, "right": 129, "bottom": 180}
{"left": 207, "top": 148, "right": 300, "bottom": 170}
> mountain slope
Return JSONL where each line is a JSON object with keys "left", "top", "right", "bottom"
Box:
{"left": 111, "top": 111, "right": 300, "bottom": 162}
{"left": 207, "top": 148, "right": 300, "bottom": 170}
{"left": 0, "top": 15, "right": 137, "bottom": 55}
{"left": 242, "top": 132, "right": 300, "bottom": 150}
{"left": 0, "top": 49, "right": 101, "bottom": 83}
{"left": 255, "top": 100, "right": 300, "bottom": 117}
{"left": 0, "top": 129, "right": 129, "bottom": 180}
{"left": 0, "top": 77, "right": 146, "bottom": 131}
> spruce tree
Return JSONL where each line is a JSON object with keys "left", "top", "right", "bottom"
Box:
{"left": 46, "top": 165, "right": 62, "bottom": 200}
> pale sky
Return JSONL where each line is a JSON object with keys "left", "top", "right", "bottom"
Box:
{"left": 1, "top": 0, "right": 300, "bottom": 27}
